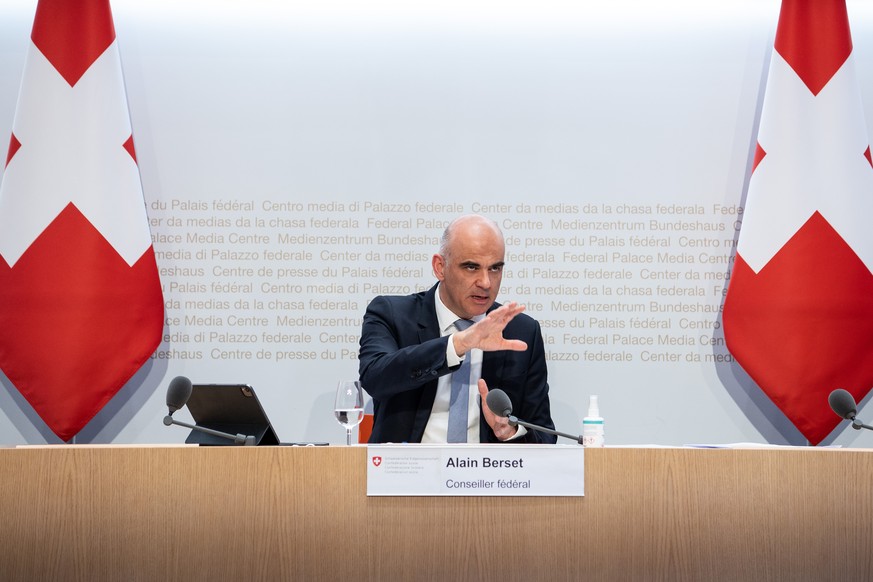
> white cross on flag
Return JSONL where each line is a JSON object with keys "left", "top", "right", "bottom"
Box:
{"left": 0, "top": 0, "right": 163, "bottom": 441}
{"left": 724, "top": 0, "right": 873, "bottom": 444}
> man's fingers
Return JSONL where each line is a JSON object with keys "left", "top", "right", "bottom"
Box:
{"left": 502, "top": 339, "right": 528, "bottom": 352}
{"left": 478, "top": 380, "right": 495, "bottom": 420}
{"left": 477, "top": 378, "right": 489, "bottom": 401}
{"left": 487, "top": 302, "right": 524, "bottom": 323}
{"left": 456, "top": 302, "right": 528, "bottom": 354}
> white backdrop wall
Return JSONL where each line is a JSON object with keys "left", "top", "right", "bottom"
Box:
{"left": 1, "top": 0, "right": 872, "bottom": 446}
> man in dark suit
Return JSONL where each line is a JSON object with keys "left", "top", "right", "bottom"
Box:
{"left": 358, "top": 214, "right": 555, "bottom": 443}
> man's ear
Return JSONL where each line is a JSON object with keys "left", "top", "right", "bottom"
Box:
{"left": 432, "top": 253, "right": 446, "bottom": 281}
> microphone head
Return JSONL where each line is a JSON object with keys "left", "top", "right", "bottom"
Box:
{"left": 166, "top": 376, "right": 193, "bottom": 414}
{"left": 829, "top": 388, "right": 857, "bottom": 420}
{"left": 485, "top": 388, "right": 513, "bottom": 418}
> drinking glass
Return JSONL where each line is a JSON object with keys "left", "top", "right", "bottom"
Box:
{"left": 334, "top": 380, "right": 364, "bottom": 445}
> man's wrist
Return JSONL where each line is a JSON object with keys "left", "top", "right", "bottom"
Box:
{"left": 446, "top": 333, "right": 463, "bottom": 367}
{"left": 503, "top": 425, "right": 527, "bottom": 441}
{"left": 452, "top": 331, "right": 469, "bottom": 358}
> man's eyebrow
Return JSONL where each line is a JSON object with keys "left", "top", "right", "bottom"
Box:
{"left": 457, "top": 260, "right": 504, "bottom": 269}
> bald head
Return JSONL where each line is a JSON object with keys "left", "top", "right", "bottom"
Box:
{"left": 439, "top": 215, "right": 504, "bottom": 260}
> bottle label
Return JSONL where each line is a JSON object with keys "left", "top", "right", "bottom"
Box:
{"left": 582, "top": 433, "right": 605, "bottom": 447}
{"left": 582, "top": 419, "right": 605, "bottom": 447}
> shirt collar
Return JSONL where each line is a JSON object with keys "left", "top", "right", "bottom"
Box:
{"left": 434, "top": 283, "right": 484, "bottom": 333}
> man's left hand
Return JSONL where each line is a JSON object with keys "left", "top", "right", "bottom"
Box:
{"left": 478, "top": 379, "right": 518, "bottom": 441}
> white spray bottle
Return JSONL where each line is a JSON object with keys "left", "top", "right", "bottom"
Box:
{"left": 582, "top": 395, "right": 604, "bottom": 447}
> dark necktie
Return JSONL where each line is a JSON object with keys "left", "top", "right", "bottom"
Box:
{"left": 448, "top": 319, "right": 474, "bottom": 443}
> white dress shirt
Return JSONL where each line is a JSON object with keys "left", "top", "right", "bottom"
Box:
{"left": 421, "top": 285, "right": 483, "bottom": 443}
{"left": 420, "top": 285, "right": 527, "bottom": 443}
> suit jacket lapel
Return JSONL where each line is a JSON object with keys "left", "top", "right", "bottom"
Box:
{"left": 418, "top": 283, "right": 441, "bottom": 342}
{"left": 412, "top": 284, "right": 442, "bottom": 439}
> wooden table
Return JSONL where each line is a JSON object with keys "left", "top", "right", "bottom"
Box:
{"left": 0, "top": 445, "right": 869, "bottom": 581}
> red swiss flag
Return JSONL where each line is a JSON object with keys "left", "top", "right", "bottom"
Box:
{"left": 724, "top": 0, "right": 873, "bottom": 444}
{"left": 0, "top": 0, "right": 163, "bottom": 441}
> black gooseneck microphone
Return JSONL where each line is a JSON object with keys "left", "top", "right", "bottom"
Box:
{"left": 162, "top": 375, "right": 256, "bottom": 446}
{"left": 828, "top": 388, "right": 873, "bottom": 432}
{"left": 166, "top": 375, "right": 193, "bottom": 414}
{"left": 485, "top": 388, "right": 584, "bottom": 445}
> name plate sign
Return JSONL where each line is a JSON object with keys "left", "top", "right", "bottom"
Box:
{"left": 366, "top": 444, "right": 584, "bottom": 496}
